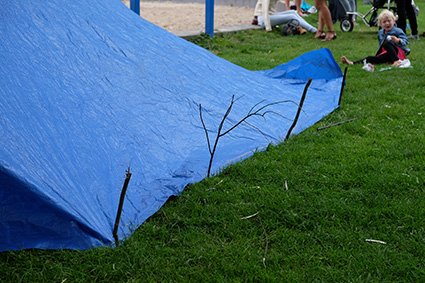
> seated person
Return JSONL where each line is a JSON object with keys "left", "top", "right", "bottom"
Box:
{"left": 252, "top": 0, "right": 317, "bottom": 33}
{"left": 341, "top": 10, "right": 409, "bottom": 71}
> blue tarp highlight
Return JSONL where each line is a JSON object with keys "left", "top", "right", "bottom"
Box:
{"left": 0, "top": 0, "right": 343, "bottom": 251}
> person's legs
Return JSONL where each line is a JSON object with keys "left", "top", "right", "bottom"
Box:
{"left": 314, "top": 0, "right": 324, "bottom": 38}
{"left": 341, "top": 56, "right": 354, "bottom": 64}
{"left": 294, "top": 0, "right": 305, "bottom": 16}
{"left": 394, "top": 0, "right": 407, "bottom": 32}
{"left": 314, "top": 0, "right": 335, "bottom": 40}
{"left": 270, "top": 10, "right": 317, "bottom": 32}
{"left": 374, "top": 41, "right": 401, "bottom": 63}
{"left": 263, "top": 0, "right": 273, "bottom": 31}
{"left": 322, "top": 5, "right": 335, "bottom": 38}
{"left": 405, "top": 1, "right": 418, "bottom": 36}
{"left": 252, "top": 0, "right": 262, "bottom": 25}
{"left": 365, "top": 54, "right": 395, "bottom": 64}
{"left": 342, "top": 41, "right": 400, "bottom": 65}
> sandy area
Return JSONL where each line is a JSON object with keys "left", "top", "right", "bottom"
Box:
{"left": 122, "top": 1, "right": 256, "bottom": 35}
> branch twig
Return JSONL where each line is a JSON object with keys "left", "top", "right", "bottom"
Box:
{"left": 199, "top": 104, "right": 212, "bottom": 154}
{"left": 365, "top": 239, "right": 387, "bottom": 245}
{"left": 240, "top": 212, "right": 259, "bottom": 220}
{"left": 199, "top": 96, "right": 293, "bottom": 177}
{"left": 316, "top": 118, "right": 356, "bottom": 131}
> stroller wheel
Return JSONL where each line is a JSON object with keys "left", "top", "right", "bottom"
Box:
{"left": 340, "top": 17, "right": 354, "bottom": 32}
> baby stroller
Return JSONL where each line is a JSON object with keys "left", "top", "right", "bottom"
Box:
{"left": 329, "top": 0, "right": 396, "bottom": 32}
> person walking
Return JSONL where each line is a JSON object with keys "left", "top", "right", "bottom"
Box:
{"left": 394, "top": 0, "right": 419, "bottom": 40}
{"left": 314, "top": 0, "right": 336, "bottom": 41}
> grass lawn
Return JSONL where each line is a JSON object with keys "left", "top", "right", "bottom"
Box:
{"left": 1, "top": 3, "right": 425, "bottom": 282}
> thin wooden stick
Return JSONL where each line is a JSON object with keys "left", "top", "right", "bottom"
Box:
{"left": 262, "top": 228, "right": 269, "bottom": 268}
{"left": 317, "top": 118, "right": 356, "bottom": 131}
{"left": 285, "top": 78, "right": 312, "bottom": 141}
{"left": 240, "top": 212, "right": 259, "bottom": 220}
{"left": 113, "top": 167, "right": 132, "bottom": 246}
{"left": 365, "top": 239, "right": 387, "bottom": 245}
{"left": 338, "top": 67, "right": 348, "bottom": 107}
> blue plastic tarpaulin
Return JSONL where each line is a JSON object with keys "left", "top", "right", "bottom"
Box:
{"left": 0, "top": 0, "right": 343, "bottom": 251}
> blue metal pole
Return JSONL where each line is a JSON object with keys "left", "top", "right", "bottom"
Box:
{"left": 130, "top": 0, "right": 140, "bottom": 15}
{"left": 205, "top": 0, "right": 214, "bottom": 37}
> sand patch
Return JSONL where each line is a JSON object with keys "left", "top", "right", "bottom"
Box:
{"left": 122, "top": 1, "right": 256, "bottom": 35}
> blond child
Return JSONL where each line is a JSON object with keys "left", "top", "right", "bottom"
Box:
{"left": 341, "top": 10, "right": 410, "bottom": 71}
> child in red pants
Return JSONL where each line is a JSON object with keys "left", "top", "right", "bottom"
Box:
{"left": 341, "top": 9, "right": 410, "bottom": 71}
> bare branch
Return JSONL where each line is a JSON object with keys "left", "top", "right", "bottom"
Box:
{"left": 247, "top": 99, "right": 267, "bottom": 114}
{"left": 205, "top": 95, "right": 236, "bottom": 177}
{"left": 216, "top": 95, "right": 235, "bottom": 137}
{"left": 243, "top": 121, "right": 278, "bottom": 142}
{"left": 199, "top": 104, "right": 212, "bottom": 154}
{"left": 220, "top": 100, "right": 292, "bottom": 137}
{"left": 200, "top": 94, "right": 299, "bottom": 177}
{"left": 258, "top": 110, "right": 292, "bottom": 120}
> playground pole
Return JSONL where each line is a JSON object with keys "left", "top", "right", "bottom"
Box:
{"left": 130, "top": 0, "right": 140, "bottom": 15}
{"left": 205, "top": 0, "right": 214, "bottom": 37}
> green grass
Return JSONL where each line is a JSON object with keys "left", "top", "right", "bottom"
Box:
{"left": 2, "top": 5, "right": 425, "bottom": 282}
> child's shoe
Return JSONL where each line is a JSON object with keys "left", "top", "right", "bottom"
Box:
{"left": 399, "top": 59, "right": 411, "bottom": 68}
{"left": 362, "top": 62, "right": 375, "bottom": 72}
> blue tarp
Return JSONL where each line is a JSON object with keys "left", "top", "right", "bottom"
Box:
{"left": 0, "top": 0, "right": 343, "bottom": 251}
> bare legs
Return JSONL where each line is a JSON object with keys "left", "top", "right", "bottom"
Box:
{"left": 341, "top": 56, "right": 354, "bottom": 65}
{"left": 284, "top": 0, "right": 305, "bottom": 16}
{"left": 315, "top": 10, "right": 325, "bottom": 38}
{"left": 295, "top": 0, "right": 305, "bottom": 17}
{"left": 314, "top": 0, "right": 336, "bottom": 40}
